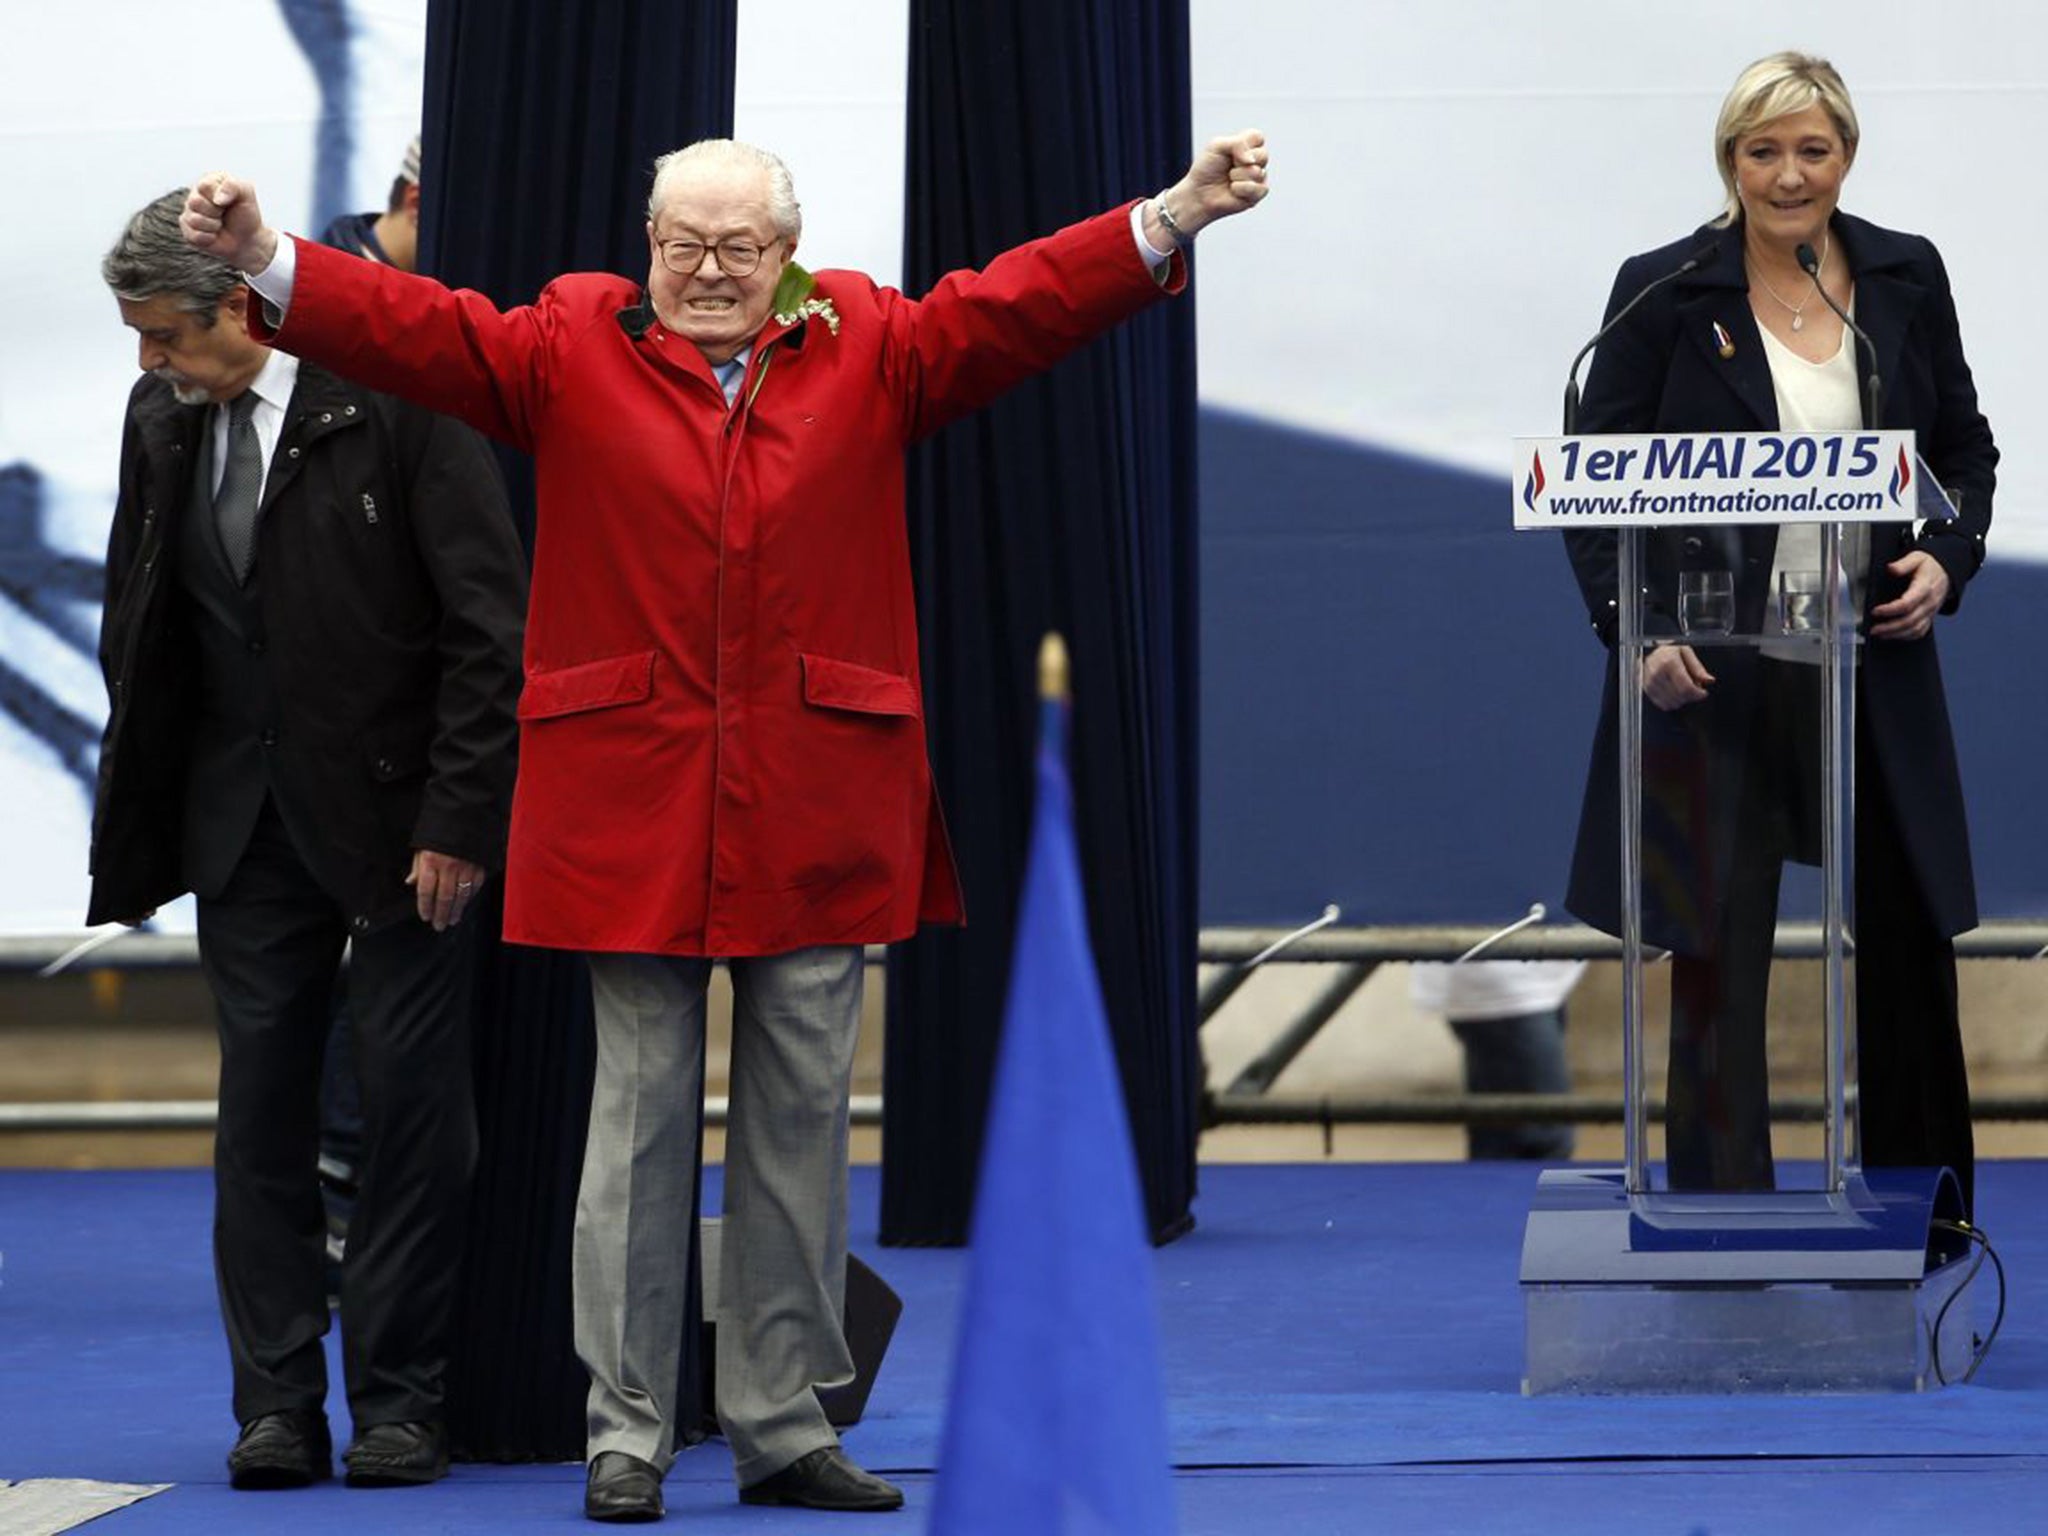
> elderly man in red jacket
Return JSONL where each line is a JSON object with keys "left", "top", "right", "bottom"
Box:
{"left": 181, "top": 130, "right": 1268, "bottom": 1522}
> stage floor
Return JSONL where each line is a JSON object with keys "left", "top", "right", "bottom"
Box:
{"left": 3, "top": 1161, "right": 2044, "bottom": 1533}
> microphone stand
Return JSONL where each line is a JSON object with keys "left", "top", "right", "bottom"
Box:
{"left": 1561, "top": 247, "right": 1711, "bottom": 433}
{"left": 1560, "top": 245, "right": 1708, "bottom": 1188}
{"left": 1797, "top": 240, "right": 1880, "bottom": 432}
{"left": 1793, "top": 239, "right": 1867, "bottom": 1191}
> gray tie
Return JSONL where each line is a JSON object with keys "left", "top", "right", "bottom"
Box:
{"left": 214, "top": 391, "right": 262, "bottom": 582}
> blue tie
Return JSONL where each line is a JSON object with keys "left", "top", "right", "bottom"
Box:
{"left": 716, "top": 358, "right": 745, "bottom": 404}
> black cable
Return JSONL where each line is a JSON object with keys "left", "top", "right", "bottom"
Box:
{"left": 1929, "top": 1218, "right": 2006, "bottom": 1386}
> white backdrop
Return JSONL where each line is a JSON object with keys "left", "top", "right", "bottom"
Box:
{"left": 2, "top": 1, "right": 2040, "bottom": 933}
{"left": 0, "top": 1, "right": 426, "bottom": 934}
{"left": 1187, "top": 1, "right": 2046, "bottom": 559}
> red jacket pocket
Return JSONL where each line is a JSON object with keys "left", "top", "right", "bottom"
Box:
{"left": 800, "top": 653, "right": 921, "bottom": 717}
{"left": 517, "top": 651, "right": 656, "bottom": 721}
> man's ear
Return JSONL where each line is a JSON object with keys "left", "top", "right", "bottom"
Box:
{"left": 403, "top": 181, "right": 422, "bottom": 220}
{"left": 221, "top": 285, "right": 251, "bottom": 332}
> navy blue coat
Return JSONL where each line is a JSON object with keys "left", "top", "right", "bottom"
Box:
{"left": 1562, "top": 213, "right": 1997, "bottom": 951}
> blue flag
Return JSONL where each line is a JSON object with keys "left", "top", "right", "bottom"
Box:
{"left": 928, "top": 686, "right": 1178, "bottom": 1536}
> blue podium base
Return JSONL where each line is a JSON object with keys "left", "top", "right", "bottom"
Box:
{"left": 1520, "top": 1165, "right": 1973, "bottom": 1394}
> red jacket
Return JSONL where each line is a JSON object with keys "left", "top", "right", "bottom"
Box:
{"left": 261, "top": 206, "right": 1183, "bottom": 955}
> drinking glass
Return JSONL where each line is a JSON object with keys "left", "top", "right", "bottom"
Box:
{"left": 1778, "top": 570, "right": 1824, "bottom": 634}
{"left": 1678, "top": 570, "right": 1733, "bottom": 635}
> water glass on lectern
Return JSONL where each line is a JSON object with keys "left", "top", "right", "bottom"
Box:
{"left": 1678, "top": 570, "right": 1734, "bottom": 635}
{"left": 1778, "top": 570, "right": 1824, "bottom": 634}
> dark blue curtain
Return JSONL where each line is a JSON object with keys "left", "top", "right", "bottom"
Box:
{"left": 420, "top": 0, "right": 737, "bottom": 1462}
{"left": 885, "top": 1, "right": 1202, "bottom": 1245}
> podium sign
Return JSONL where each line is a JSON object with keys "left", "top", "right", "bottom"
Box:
{"left": 1513, "top": 429, "right": 1972, "bottom": 1394}
{"left": 1513, "top": 430, "right": 1923, "bottom": 528}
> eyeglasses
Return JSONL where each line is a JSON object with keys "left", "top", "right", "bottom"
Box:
{"left": 655, "top": 234, "right": 779, "bottom": 277}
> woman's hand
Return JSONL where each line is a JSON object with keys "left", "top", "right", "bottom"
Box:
{"left": 1867, "top": 550, "right": 1950, "bottom": 641}
{"left": 1643, "top": 643, "right": 1714, "bottom": 710}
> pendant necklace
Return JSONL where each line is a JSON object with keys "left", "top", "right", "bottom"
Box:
{"left": 1752, "top": 233, "right": 1831, "bottom": 331}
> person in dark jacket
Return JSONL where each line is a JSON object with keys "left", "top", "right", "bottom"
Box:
{"left": 1563, "top": 52, "right": 1995, "bottom": 1212}
{"left": 93, "top": 190, "right": 527, "bottom": 1490}
{"left": 320, "top": 134, "right": 421, "bottom": 272}
{"left": 310, "top": 130, "right": 424, "bottom": 1308}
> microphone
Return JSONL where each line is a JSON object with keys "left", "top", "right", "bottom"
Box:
{"left": 1797, "top": 240, "right": 1881, "bottom": 430}
{"left": 1563, "top": 245, "right": 1714, "bottom": 433}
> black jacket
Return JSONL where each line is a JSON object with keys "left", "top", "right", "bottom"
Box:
{"left": 88, "top": 360, "right": 527, "bottom": 930}
{"left": 1562, "top": 213, "right": 1997, "bottom": 950}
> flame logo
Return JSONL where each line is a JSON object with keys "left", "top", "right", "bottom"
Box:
{"left": 1888, "top": 446, "right": 1912, "bottom": 506}
{"left": 1523, "top": 451, "right": 1546, "bottom": 512}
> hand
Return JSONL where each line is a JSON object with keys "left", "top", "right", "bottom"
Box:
{"left": 1151, "top": 129, "right": 1270, "bottom": 243}
{"left": 1867, "top": 550, "right": 1950, "bottom": 641}
{"left": 1643, "top": 643, "right": 1714, "bottom": 710}
{"left": 408, "top": 849, "right": 487, "bottom": 932}
{"left": 180, "top": 174, "right": 280, "bottom": 276}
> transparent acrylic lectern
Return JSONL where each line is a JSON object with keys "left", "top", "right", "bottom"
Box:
{"left": 1514, "top": 431, "right": 1974, "bottom": 1393}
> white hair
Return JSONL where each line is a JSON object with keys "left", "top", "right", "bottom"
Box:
{"left": 647, "top": 139, "right": 801, "bottom": 241}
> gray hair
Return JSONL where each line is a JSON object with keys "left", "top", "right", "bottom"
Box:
{"left": 102, "top": 189, "right": 244, "bottom": 325}
{"left": 1712, "top": 52, "right": 1860, "bottom": 227}
{"left": 647, "top": 139, "right": 802, "bottom": 242}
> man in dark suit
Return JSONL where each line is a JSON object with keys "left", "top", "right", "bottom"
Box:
{"left": 91, "top": 190, "right": 528, "bottom": 1490}
{"left": 310, "top": 131, "right": 425, "bottom": 1307}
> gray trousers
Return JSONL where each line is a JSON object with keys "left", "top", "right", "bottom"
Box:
{"left": 577, "top": 947, "right": 863, "bottom": 1485}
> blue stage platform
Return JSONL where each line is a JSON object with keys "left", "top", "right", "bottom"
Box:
{"left": 3, "top": 1161, "right": 2043, "bottom": 1532}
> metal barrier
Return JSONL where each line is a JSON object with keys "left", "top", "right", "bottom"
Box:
{"left": 0, "top": 1096, "right": 887, "bottom": 1133}
{"left": 3, "top": 922, "right": 2044, "bottom": 1135}
{"left": 1195, "top": 919, "right": 2048, "bottom": 1131}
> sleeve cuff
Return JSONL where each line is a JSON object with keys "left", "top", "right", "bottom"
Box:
{"left": 246, "top": 233, "right": 298, "bottom": 323}
{"left": 1128, "top": 200, "right": 1174, "bottom": 270}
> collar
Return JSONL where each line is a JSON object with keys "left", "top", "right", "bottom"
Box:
{"left": 615, "top": 260, "right": 823, "bottom": 354}
{"left": 1683, "top": 210, "right": 1918, "bottom": 291}
{"left": 1827, "top": 212, "right": 1923, "bottom": 279}
{"left": 617, "top": 291, "right": 660, "bottom": 341}
{"left": 234, "top": 348, "right": 299, "bottom": 416}
{"left": 1674, "top": 210, "right": 1926, "bottom": 434}
{"left": 356, "top": 217, "right": 394, "bottom": 266}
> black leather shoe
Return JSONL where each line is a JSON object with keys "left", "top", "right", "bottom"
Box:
{"left": 739, "top": 1446, "right": 903, "bottom": 1511}
{"left": 585, "top": 1451, "right": 664, "bottom": 1523}
{"left": 343, "top": 1419, "right": 449, "bottom": 1487}
{"left": 227, "top": 1409, "right": 332, "bottom": 1490}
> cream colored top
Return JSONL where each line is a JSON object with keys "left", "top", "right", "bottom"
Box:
{"left": 1758, "top": 318, "right": 1868, "bottom": 658}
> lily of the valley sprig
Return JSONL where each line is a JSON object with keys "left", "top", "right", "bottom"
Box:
{"left": 769, "top": 262, "right": 841, "bottom": 335}
{"left": 780, "top": 296, "right": 840, "bottom": 335}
